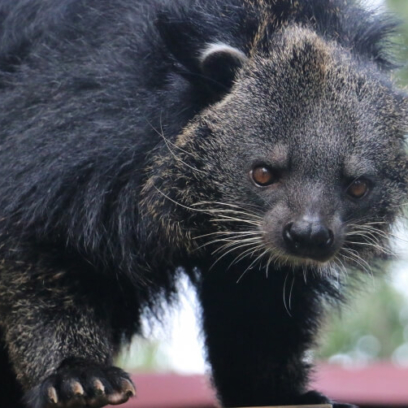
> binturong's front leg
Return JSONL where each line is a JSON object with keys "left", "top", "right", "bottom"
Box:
{"left": 0, "top": 261, "right": 136, "bottom": 408}
{"left": 199, "top": 262, "right": 353, "bottom": 408}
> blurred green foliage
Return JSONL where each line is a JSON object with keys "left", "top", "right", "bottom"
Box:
{"left": 117, "top": 337, "right": 173, "bottom": 372}
{"left": 318, "top": 273, "right": 408, "bottom": 361}
{"left": 386, "top": 0, "right": 408, "bottom": 83}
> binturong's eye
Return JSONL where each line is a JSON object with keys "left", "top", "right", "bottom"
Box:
{"left": 346, "top": 179, "right": 370, "bottom": 199}
{"left": 251, "top": 165, "right": 279, "bottom": 187}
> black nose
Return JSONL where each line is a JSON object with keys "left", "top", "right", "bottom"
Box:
{"left": 283, "top": 218, "right": 334, "bottom": 260}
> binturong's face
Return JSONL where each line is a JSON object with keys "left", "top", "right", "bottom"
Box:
{"left": 166, "top": 28, "right": 408, "bottom": 274}
{"left": 155, "top": 26, "right": 408, "bottom": 273}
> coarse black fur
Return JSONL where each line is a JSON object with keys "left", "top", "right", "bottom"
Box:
{"left": 0, "top": 0, "right": 407, "bottom": 407}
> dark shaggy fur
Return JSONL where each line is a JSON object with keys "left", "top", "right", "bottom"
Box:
{"left": 0, "top": 0, "right": 407, "bottom": 407}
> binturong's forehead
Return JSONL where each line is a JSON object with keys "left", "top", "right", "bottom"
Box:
{"left": 211, "top": 25, "right": 406, "bottom": 178}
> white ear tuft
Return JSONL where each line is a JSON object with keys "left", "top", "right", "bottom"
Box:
{"left": 199, "top": 42, "right": 247, "bottom": 65}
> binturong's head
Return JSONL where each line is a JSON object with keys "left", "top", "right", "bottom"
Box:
{"left": 145, "top": 1, "right": 408, "bottom": 275}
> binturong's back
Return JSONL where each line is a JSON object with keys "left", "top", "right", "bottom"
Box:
{"left": 0, "top": 0, "right": 407, "bottom": 407}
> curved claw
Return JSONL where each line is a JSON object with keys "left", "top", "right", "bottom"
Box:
{"left": 47, "top": 387, "right": 58, "bottom": 405}
{"left": 71, "top": 381, "right": 85, "bottom": 397}
{"left": 121, "top": 379, "right": 136, "bottom": 397}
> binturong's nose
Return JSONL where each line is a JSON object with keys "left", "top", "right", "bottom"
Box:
{"left": 283, "top": 216, "right": 334, "bottom": 261}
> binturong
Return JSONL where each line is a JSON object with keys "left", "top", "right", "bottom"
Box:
{"left": 0, "top": 0, "right": 407, "bottom": 407}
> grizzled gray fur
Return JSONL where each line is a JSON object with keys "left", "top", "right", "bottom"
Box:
{"left": 0, "top": 0, "right": 407, "bottom": 407}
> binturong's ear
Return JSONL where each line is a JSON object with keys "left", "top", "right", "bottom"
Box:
{"left": 156, "top": 11, "right": 247, "bottom": 93}
{"left": 199, "top": 43, "right": 247, "bottom": 90}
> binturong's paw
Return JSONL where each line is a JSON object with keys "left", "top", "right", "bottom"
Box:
{"left": 24, "top": 359, "right": 136, "bottom": 408}
{"left": 297, "top": 390, "right": 358, "bottom": 408}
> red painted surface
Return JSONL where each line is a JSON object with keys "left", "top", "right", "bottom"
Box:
{"left": 122, "top": 363, "right": 408, "bottom": 408}
{"left": 125, "top": 373, "right": 216, "bottom": 408}
{"left": 314, "top": 363, "right": 408, "bottom": 406}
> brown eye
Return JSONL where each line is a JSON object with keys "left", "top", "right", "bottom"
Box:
{"left": 251, "top": 166, "right": 278, "bottom": 187}
{"left": 346, "top": 179, "right": 369, "bottom": 199}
